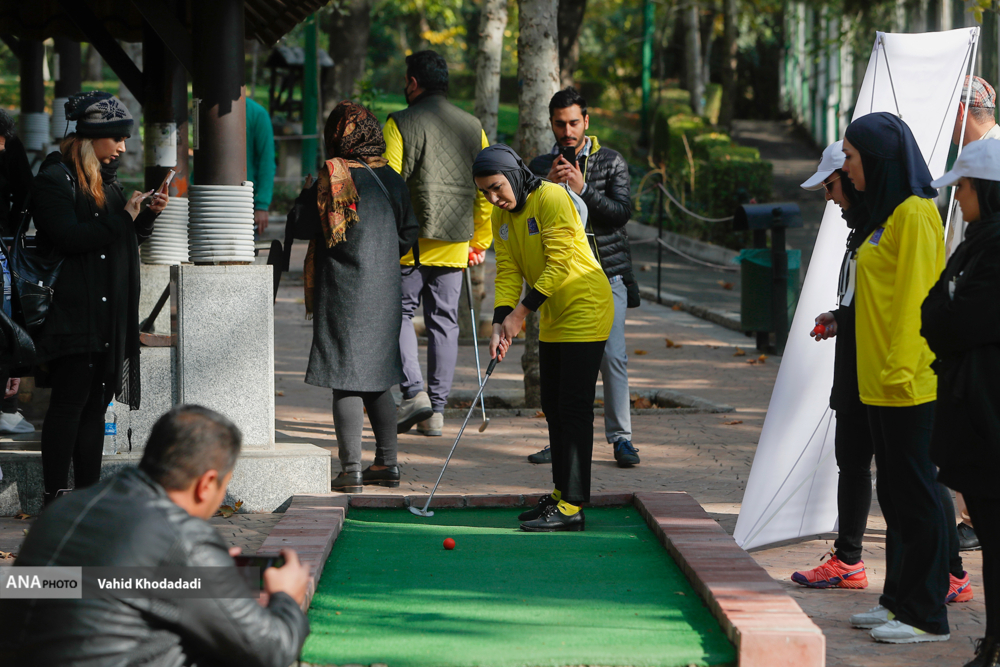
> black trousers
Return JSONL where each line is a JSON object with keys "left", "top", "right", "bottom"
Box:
{"left": 964, "top": 494, "right": 1000, "bottom": 637}
{"left": 539, "top": 339, "right": 606, "bottom": 505}
{"left": 869, "top": 402, "right": 950, "bottom": 635}
{"left": 833, "top": 397, "right": 874, "bottom": 565}
{"left": 40, "top": 353, "right": 114, "bottom": 495}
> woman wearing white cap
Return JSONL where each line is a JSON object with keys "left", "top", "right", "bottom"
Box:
{"left": 791, "top": 141, "right": 874, "bottom": 592}
{"left": 922, "top": 139, "right": 1000, "bottom": 667}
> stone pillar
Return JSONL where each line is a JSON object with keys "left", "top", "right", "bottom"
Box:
{"left": 172, "top": 264, "right": 275, "bottom": 448}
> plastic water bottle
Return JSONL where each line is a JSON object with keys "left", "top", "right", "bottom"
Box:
{"left": 103, "top": 402, "right": 117, "bottom": 455}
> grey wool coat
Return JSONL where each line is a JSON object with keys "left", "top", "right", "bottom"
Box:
{"left": 296, "top": 165, "right": 419, "bottom": 391}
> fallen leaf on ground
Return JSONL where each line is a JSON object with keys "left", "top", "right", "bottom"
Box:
{"left": 634, "top": 349, "right": 648, "bottom": 355}
{"left": 275, "top": 391, "right": 285, "bottom": 397}
{"left": 711, "top": 345, "right": 720, "bottom": 349}
{"left": 717, "top": 281, "right": 735, "bottom": 290}
{"left": 215, "top": 500, "right": 244, "bottom": 518}
{"left": 633, "top": 396, "right": 653, "bottom": 409}
{"left": 722, "top": 420, "right": 743, "bottom": 425}
{"left": 455, "top": 400, "right": 472, "bottom": 409}
{"left": 0, "top": 550, "right": 11, "bottom": 559}
{"left": 15, "top": 512, "right": 30, "bottom": 520}
{"left": 665, "top": 338, "right": 675, "bottom": 347}
{"left": 746, "top": 359, "right": 758, "bottom": 365}
{"left": 757, "top": 355, "right": 768, "bottom": 364}
{"left": 640, "top": 264, "right": 651, "bottom": 272}
{"left": 533, "top": 411, "right": 545, "bottom": 418}
{"left": 733, "top": 347, "right": 746, "bottom": 357}
{"left": 671, "top": 303, "right": 683, "bottom": 311}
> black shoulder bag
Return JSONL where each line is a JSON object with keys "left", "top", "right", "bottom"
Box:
{"left": 10, "top": 162, "right": 70, "bottom": 333}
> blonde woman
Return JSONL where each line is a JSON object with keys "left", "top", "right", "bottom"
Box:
{"left": 32, "top": 92, "right": 166, "bottom": 505}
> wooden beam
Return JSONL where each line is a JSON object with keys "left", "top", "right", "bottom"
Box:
{"left": 127, "top": 0, "right": 192, "bottom": 73}
{"left": 54, "top": 0, "right": 144, "bottom": 104}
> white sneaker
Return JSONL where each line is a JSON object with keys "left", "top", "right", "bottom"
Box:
{"left": 416, "top": 412, "right": 443, "bottom": 437}
{"left": 0, "top": 412, "right": 35, "bottom": 434}
{"left": 870, "top": 619, "right": 950, "bottom": 644}
{"left": 397, "top": 391, "right": 433, "bottom": 434}
{"left": 850, "top": 605, "right": 893, "bottom": 629}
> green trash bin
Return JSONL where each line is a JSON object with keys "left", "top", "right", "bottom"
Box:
{"left": 738, "top": 248, "right": 801, "bottom": 332}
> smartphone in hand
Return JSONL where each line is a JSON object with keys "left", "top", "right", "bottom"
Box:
{"left": 559, "top": 145, "right": 577, "bottom": 166}
{"left": 157, "top": 169, "right": 176, "bottom": 195}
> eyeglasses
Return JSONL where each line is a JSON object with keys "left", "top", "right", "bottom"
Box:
{"left": 823, "top": 176, "right": 841, "bottom": 194}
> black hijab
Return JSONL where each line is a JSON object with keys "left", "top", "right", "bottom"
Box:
{"left": 844, "top": 113, "right": 938, "bottom": 234}
{"left": 472, "top": 144, "right": 541, "bottom": 213}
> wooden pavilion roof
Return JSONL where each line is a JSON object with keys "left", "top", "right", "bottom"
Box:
{"left": 0, "top": 0, "right": 328, "bottom": 46}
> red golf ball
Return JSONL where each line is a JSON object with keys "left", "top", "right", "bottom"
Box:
{"left": 812, "top": 324, "right": 825, "bottom": 336}
{"left": 443, "top": 538, "right": 456, "bottom": 550}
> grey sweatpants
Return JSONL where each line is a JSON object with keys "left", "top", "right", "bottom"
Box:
{"left": 600, "top": 277, "right": 633, "bottom": 443}
{"left": 398, "top": 265, "right": 464, "bottom": 413}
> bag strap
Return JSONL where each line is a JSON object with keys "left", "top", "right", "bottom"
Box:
{"left": 357, "top": 160, "right": 420, "bottom": 268}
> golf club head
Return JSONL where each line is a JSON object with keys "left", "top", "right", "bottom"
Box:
{"left": 409, "top": 506, "right": 434, "bottom": 518}
{"left": 478, "top": 418, "right": 490, "bottom": 432}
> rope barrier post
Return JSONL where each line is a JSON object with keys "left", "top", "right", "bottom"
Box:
{"left": 655, "top": 173, "right": 664, "bottom": 304}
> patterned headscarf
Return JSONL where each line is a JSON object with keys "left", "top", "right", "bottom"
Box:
{"left": 305, "top": 102, "right": 389, "bottom": 316}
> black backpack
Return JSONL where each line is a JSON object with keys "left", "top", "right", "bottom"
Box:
{"left": 10, "top": 162, "right": 70, "bottom": 334}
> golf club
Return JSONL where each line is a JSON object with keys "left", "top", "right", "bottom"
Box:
{"left": 409, "top": 356, "right": 499, "bottom": 517}
{"left": 464, "top": 268, "right": 490, "bottom": 432}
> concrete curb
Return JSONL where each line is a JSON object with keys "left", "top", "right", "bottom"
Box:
{"left": 638, "top": 283, "right": 744, "bottom": 333}
{"left": 292, "top": 491, "right": 822, "bottom": 667}
{"left": 435, "top": 386, "right": 734, "bottom": 414}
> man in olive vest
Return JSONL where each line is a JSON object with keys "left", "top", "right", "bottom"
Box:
{"left": 384, "top": 50, "right": 492, "bottom": 438}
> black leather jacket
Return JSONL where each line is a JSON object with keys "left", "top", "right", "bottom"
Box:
{"left": 1, "top": 468, "right": 309, "bottom": 667}
{"left": 528, "top": 136, "right": 634, "bottom": 279}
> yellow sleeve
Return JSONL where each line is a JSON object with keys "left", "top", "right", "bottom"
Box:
{"left": 493, "top": 211, "right": 523, "bottom": 309}
{"left": 383, "top": 118, "right": 404, "bottom": 174}
{"left": 531, "top": 186, "right": 579, "bottom": 298}
{"left": 881, "top": 202, "right": 944, "bottom": 389}
{"left": 471, "top": 130, "right": 493, "bottom": 251}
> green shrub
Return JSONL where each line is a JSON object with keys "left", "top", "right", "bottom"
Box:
{"left": 666, "top": 114, "right": 706, "bottom": 173}
{"left": 662, "top": 87, "right": 690, "bottom": 105}
{"left": 704, "top": 83, "right": 723, "bottom": 125}
{"left": 697, "top": 148, "right": 773, "bottom": 221}
{"left": 692, "top": 132, "right": 732, "bottom": 160}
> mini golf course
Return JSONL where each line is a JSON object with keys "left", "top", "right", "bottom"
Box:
{"left": 301, "top": 507, "right": 737, "bottom": 667}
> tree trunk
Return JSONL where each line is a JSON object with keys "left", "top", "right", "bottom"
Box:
{"left": 323, "top": 0, "right": 372, "bottom": 115}
{"left": 557, "top": 0, "right": 587, "bottom": 88}
{"left": 719, "top": 0, "right": 737, "bottom": 128}
{"left": 85, "top": 43, "right": 103, "bottom": 81}
{"left": 475, "top": 0, "right": 508, "bottom": 143}
{"left": 118, "top": 42, "right": 144, "bottom": 174}
{"left": 700, "top": 4, "right": 715, "bottom": 89}
{"left": 516, "top": 0, "right": 560, "bottom": 408}
{"left": 684, "top": 1, "right": 704, "bottom": 115}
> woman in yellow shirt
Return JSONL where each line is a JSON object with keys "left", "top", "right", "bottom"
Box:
{"left": 473, "top": 145, "right": 612, "bottom": 532}
{"left": 841, "top": 112, "right": 967, "bottom": 644}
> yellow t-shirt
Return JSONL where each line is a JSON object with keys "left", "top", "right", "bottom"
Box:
{"left": 855, "top": 195, "right": 944, "bottom": 407}
{"left": 383, "top": 117, "right": 493, "bottom": 267}
{"left": 493, "top": 182, "right": 613, "bottom": 343}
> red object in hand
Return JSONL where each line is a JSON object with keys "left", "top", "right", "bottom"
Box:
{"left": 812, "top": 324, "right": 826, "bottom": 336}
{"left": 443, "top": 538, "right": 456, "bottom": 550}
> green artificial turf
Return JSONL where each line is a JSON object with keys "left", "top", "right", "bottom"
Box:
{"left": 302, "top": 507, "right": 736, "bottom": 667}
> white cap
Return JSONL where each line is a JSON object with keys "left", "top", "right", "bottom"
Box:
{"left": 931, "top": 139, "right": 1000, "bottom": 188}
{"left": 800, "top": 141, "right": 846, "bottom": 191}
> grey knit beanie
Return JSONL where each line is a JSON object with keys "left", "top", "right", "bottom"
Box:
{"left": 65, "top": 91, "right": 133, "bottom": 139}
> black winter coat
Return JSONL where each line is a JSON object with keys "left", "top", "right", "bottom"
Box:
{"left": 30, "top": 152, "right": 155, "bottom": 406}
{"left": 921, "top": 219, "right": 1000, "bottom": 498}
{"left": 528, "top": 137, "right": 634, "bottom": 279}
{"left": 0, "top": 135, "right": 32, "bottom": 236}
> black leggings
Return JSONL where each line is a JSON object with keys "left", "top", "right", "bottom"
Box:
{"left": 869, "top": 402, "right": 952, "bottom": 635}
{"left": 964, "top": 494, "right": 1000, "bottom": 637}
{"left": 833, "top": 397, "right": 873, "bottom": 565}
{"left": 539, "top": 339, "right": 606, "bottom": 505}
{"left": 41, "top": 353, "right": 114, "bottom": 495}
{"left": 331, "top": 389, "right": 398, "bottom": 473}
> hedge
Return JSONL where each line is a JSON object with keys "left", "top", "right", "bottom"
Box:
{"left": 696, "top": 146, "right": 773, "bottom": 221}
{"left": 666, "top": 114, "right": 707, "bottom": 172}
{"left": 691, "top": 132, "right": 733, "bottom": 160}
{"left": 704, "top": 83, "right": 723, "bottom": 125}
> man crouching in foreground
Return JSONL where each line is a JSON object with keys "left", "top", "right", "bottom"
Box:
{"left": 0, "top": 405, "right": 310, "bottom": 667}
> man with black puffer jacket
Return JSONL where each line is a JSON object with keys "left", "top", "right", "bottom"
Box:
{"left": 527, "top": 87, "right": 640, "bottom": 469}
